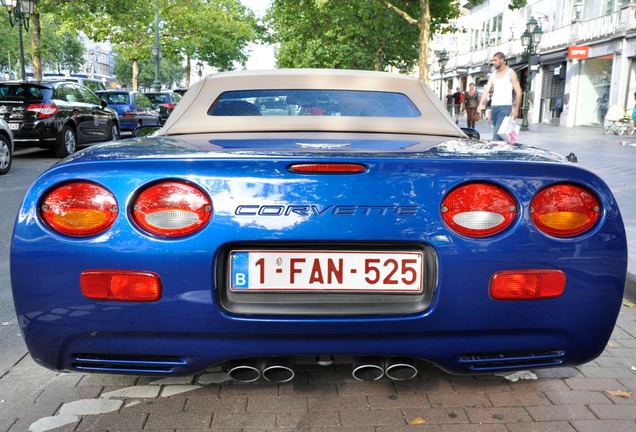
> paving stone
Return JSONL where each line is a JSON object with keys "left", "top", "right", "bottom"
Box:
{"left": 588, "top": 402, "right": 636, "bottom": 420}
{"left": 505, "top": 422, "right": 576, "bottom": 432}
{"left": 74, "top": 412, "right": 147, "bottom": 430}
{"left": 464, "top": 406, "right": 532, "bottom": 424}
{"left": 185, "top": 396, "right": 247, "bottom": 413}
{"left": 339, "top": 408, "right": 406, "bottom": 426}
{"left": 401, "top": 407, "right": 469, "bottom": 424}
{"left": 247, "top": 395, "right": 308, "bottom": 412}
{"left": 543, "top": 390, "right": 613, "bottom": 405}
{"left": 485, "top": 389, "right": 551, "bottom": 407}
{"left": 525, "top": 405, "right": 596, "bottom": 422}
{"left": 276, "top": 410, "right": 342, "bottom": 428}
{"left": 569, "top": 419, "right": 636, "bottom": 432}
{"left": 145, "top": 412, "right": 212, "bottom": 429}
{"left": 427, "top": 391, "right": 492, "bottom": 408}
{"left": 308, "top": 395, "right": 369, "bottom": 411}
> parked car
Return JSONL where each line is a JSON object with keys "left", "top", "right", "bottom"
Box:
{"left": 0, "top": 118, "right": 14, "bottom": 175}
{"left": 42, "top": 77, "right": 107, "bottom": 93}
{"left": 145, "top": 91, "right": 182, "bottom": 124}
{"left": 0, "top": 81, "right": 120, "bottom": 157}
{"left": 11, "top": 70, "right": 627, "bottom": 382}
{"left": 96, "top": 90, "right": 161, "bottom": 132}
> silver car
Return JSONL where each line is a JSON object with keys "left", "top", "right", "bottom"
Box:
{"left": 0, "top": 118, "right": 14, "bottom": 175}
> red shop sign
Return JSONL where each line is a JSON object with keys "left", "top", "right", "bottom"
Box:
{"left": 568, "top": 46, "right": 589, "bottom": 59}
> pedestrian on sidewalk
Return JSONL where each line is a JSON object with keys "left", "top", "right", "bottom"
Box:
{"left": 464, "top": 83, "right": 480, "bottom": 128}
{"left": 452, "top": 87, "right": 462, "bottom": 124}
{"left": 445, "top": 89, "right": 453, "bottom": 115}
{"left": 478, "top": 52, "right": 522, "bottom": 140}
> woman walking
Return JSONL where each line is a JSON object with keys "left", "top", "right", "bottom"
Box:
{"left": 463, "top": 83, "right": 480, "bottom": 128}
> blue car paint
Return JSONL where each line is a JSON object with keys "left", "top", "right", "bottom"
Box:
{"left": 10, "top": 136, "right": 627, "bottom": 376}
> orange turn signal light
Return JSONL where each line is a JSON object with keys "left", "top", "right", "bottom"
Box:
{"left": 80, "top": 270, "right": 162, "bottom": 302}
{"left": 489, "top": 270, "right": 566, "bottom": 300}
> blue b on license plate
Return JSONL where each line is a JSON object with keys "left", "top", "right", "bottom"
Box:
{"left": 230, "top": 250, "right": 423, "bottom": 292}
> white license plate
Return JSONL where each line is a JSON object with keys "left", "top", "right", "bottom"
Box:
{"left": 230, "top": 250, "right": 423, "bottom": 293}
{"left": 8, "top": 123, "right": 19, "bottom": 130}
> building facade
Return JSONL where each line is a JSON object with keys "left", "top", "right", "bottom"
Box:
{"left": 431, "top": 0, "right": 636, "bottom": 128}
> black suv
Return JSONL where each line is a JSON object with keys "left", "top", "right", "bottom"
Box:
{"left": 0, "top": 81, "right": 120, "bottom": 157}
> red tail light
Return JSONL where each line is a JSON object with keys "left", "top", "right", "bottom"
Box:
{"left": 123, "top": 111, "right": 137, "bottom": 117}
{"left": 163, "top": 103, "right": 176, "bottom": 109}
{"left": 132, "top": 181, "right": 212, "bottom": 237}
{"left": 81, "top": 270, "right": 162, "bottom": 302}
{"left": 26, "top": 103, "right": 59, "bottom": 119}
{"left": 289, "top": 163, "right": 366, "bottom": 174}
{"left": 40, "top": 182, "right": 117, "bottom": 236}
{"left": 441, "top": 183, "right": 517, "bottom": 237}
{"left": 490, "top": 270, "right": 566, "bottom": 300}
{"left": 530, "top": 184, "right": 600, "bottom": 237}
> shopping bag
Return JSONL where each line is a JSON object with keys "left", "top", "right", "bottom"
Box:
{"left": 497, "top": 116, "right": 520, "bottom": 143}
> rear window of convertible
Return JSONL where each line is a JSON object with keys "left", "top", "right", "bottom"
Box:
{"left": 207, "top": 90, "right": 421, "bottom": 118}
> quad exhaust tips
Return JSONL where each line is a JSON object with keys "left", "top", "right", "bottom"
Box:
{"left": 228, "top": 356, "right": 418, "bottom": 383}
{"left": 227, "top": 358, "right": 295, "bottom": 383}
{"left": 352, "top": 357, "right": 418, "bottom": 381}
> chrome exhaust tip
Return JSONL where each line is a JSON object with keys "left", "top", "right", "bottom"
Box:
{"left": 384, "top": 358, "right": 418, "bottom": 381}
{"left": 352, "top": 358, "right": 385, "bottom": 381}
{"left": 227, "top": 359, "right": 261, "bottom": 382}
{"left": 261, "top": 358, "right": 295, "bottom": 383}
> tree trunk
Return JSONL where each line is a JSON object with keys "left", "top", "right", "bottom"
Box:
{"left": 185, "top": 56, "right": 191, "bottom": 88}
{"left": 132, "top": 59, "right": 139, "bottom": 91}
{"left": 418, "top": 0, "right": 430, "bottom": 84}
{"left": 30, "top": 13, "right": 43, "bottom": 80}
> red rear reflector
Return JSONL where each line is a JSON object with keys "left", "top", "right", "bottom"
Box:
{"left": 441, "top": 183, "right": 516, "bottom": 237}
{"left": 490, "top": 270, "right": 566, "bottom": 300}
{"left": 26, "top": 103, "right": 59, "bottom": 119}
{"left": 530, "top": 184, "right": 600, "bottom": 237}
{"left": 132, "top": 181, "right": 212, "bottom": 237}
{"left": 81, "top": 270, "right": 162, "bottom": 301}
{"left": 40, "top": 182, "right": 117, "bottom": 236}
{"left": 123, "top": 112, "right": 136, "bottom": 117}
{"left": 289, "top": 163, "right": 366, "bottom": 174}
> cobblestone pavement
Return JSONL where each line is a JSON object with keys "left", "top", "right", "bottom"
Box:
{"left": 1, "top": 123, "right": 635, "bottom": 432}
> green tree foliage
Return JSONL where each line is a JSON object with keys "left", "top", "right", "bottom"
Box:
{"left": 46, "top": 0, "right": 257, "bottom": 89}
{"left": 39, "top": 15, "right": 85, "bottom": 74}
{"left": 114, "top": 48, "right": 184, "bottom": 89}
{"left": 268, "top": 0, "right": 527, "bottom": 82}
{"left": 161, "top": 0, "right": 258, "bottom": 86}
{"left": 266, "top": 0, "right": 419, "bottom": 72}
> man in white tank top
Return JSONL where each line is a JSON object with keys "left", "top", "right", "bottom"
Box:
{"left": 477, "top": 52, "right": 522, "bottom": 141}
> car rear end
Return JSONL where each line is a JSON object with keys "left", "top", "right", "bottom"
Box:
{"left": 0, "top": 82, "right": 60, "bottom": 144}
{"left": 96, "top": 91, "right": 139, "bottom": 131}
{"left": 146, "top": 92, "right": 181, "bottom": 124}
{"left": 10, "top": 135, "right": 627, "bottom": 378}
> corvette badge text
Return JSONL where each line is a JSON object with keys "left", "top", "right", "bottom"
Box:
{"left": 235, "top": 205, "right": 419, "bottom": 216}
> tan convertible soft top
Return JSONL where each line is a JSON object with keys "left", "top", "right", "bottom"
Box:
{"left": 162, "top": 69, "right": 464, "bottom": 137}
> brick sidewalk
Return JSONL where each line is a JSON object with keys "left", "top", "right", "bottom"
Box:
{"left": 1, "top": 302, "right": 635, "bottom": 431}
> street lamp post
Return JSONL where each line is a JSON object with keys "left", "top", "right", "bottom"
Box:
{"left": 438, "top": 49, "right": 449, "bottom": 100}
{"left": 1, "top": 0, "right": 35, "bottom": 81}
{"left": 520, "top": 18, "right": 543, "bottom": 131}
{"left": 196, "top": 61, "right": 204, "bottom": 79}
{"left": 151, "top": 0, "right": 162, "bottom": 92}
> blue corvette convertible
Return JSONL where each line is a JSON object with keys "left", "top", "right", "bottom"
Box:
{"left": 11, "top": 69, "right": 627, "bottom": 382}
